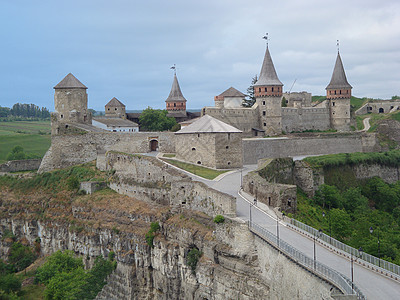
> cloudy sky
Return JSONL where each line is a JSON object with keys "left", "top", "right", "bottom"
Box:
{"left": 0, "top": 0, "right": 399, "bottom": 111}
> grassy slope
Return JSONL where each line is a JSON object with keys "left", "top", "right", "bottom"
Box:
{"left": 0, "top": 121, "right": 51, "bottom": 163}
{"left": 162, "top": 158, "right": 228, "bottom": 180}
{"left": 312, "top": 95, "right": 367, "bottom": 112}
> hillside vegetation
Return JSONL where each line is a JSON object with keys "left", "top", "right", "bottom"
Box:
{"left": 294, "top": 152, "right": 400, "bottom": 265}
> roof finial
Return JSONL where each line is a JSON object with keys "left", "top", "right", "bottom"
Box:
{"left": 336, "top": 40, "right": 340, "bottom": 53}
{"left": 170, "top": 64, "right": 176, "bottom": 75}
{"left": 262, "top": 33, "right": 269, "bottom": 48}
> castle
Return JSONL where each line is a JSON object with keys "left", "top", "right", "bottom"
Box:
{"left": 204, "top": 46, "right": 352, "bottom": 136}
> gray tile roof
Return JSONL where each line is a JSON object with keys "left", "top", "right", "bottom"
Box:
{"left": 93, "top": 117, "right": 138, "bottom": 127}
{"left": 105, "top": 97, "right": 125, "bottom": 108}
{"left": 254, "top": 47, "right": 283, "bottom": 86}
{"left": 326, "top": 52, "right": 352, "bottom": 90}
{"left": 218, "top": 87, "right": 246, "bottom": 97}
{"left": 54, "top": 73, "right": 87, "bottom": 89}
{"left": 165, "top": 74, "right": 187, "bottom": 102}
{"left": 175, "top": 115, "right": 242, "bottom": 134}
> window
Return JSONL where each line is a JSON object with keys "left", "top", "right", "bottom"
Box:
{"left": 197, "top": 133, "right": 200, "bottom": 137}
{"left": 265, "top": 87, "right": 267, "bottom": 92}
{"left": 272, "top": 87, "right": 274, "bottom": 92}
{"left": 115, "top": 108, "right": 117, "bottom": 110}
{"left": 263, "top": 122, "right": 267, "bottom": 126}
{"left": 60, "top": 114, "right": 64, "bottom": 119}
{"left": 108, "top": 108, "right": 110, "bottom": 111}
{"left": 339, "top": 90, "right": 342, "bottom": 95}
{"left": 262, "top": 111, "right": 266, "bottom": 116}
{"left": 174, "top": 103, "right": 176, "bottom": 107}
{"left": 259, "top": 88, "right": 261, "bottom": 92}
{"left": 262, "top": 101, "right": 265, "bottom": 105}
{"left": 332, "top": 102, "right": 335, "bottom": 106}
{"left": 197, "top": 161, "right": 201, "bottom": 165}
{"left": 225, "top": 146, "right": 229, "bottom": 149}
{"left": 334, "top": 91, "right": 337, "bottom": 95}
{"left": 228, "top": 133, "right": 231, "bottom": 140}
{"left": 192, "top": 147, "right": 196, "bottom": 151}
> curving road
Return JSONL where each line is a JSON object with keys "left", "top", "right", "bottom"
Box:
{"left": 194, "top": 164, "right": 400, "bottom": 299}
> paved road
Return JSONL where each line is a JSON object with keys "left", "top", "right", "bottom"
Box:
{"left": 362, "top": 117, "right": 371, "bottom": 131}
{"left": 196, "top": 165, "right": 400, "bottom": 299}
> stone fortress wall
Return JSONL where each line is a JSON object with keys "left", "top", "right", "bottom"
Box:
{"left": 356, "top": 100, "right": 400, "bottom": 115}
{"left": 104, "top": 151, "right": 237, "bottom": 217}
{"left": 281, "top": 106, "right": 331, "bottom": 132}
{"left": 38, "top": 131, "right": 175, "bottom": 173}
{"left": 242, "top": 133, "right": 378, "bottom": 164}
{"left": 202, "top": 105, "right": 259, "bottom": 135}
{"left": 0, "top": 159, "right": 42, "bottom": 173}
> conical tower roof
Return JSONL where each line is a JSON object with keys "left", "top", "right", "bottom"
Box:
{"left": 165, "top": 74, "right": 187, "bottom": 102}
{"left": 326, "top": 52, "right": 352, "bottom": 90}
{"left": 254, "top": 47, "right": 283, "bottom": 87}
{"left": 54, "top": 73, "right": 87, "bottom": 89}
{"left": 105, "top": 97, "right": 125, "bottom": 108}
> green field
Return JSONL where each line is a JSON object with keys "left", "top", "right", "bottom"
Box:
{"left": 0, "top": 121, "right": 51, "bottom": 163}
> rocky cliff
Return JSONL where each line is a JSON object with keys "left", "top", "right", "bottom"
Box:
{"left": 0, "top": 164, "right": 335, "bottom": 299}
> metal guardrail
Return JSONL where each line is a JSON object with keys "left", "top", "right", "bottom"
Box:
{"left": 289, "top": 218, "right": 400, "bottom": 280}
{"left": 249, "top": 221, "right": 365, "bottom": 299}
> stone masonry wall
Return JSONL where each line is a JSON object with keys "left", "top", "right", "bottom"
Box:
{"left": 203, "top": 106, "right": 259, "bottom": 136}
{"left": 106, "top": 152, "right": 237, "bottom": 217}
{"left": 242, "top": 133, "right": 378, "bottom": 164}
{"left": 39, "top": 131, "right": 175, "bottom": 173}
{"left": 282, "top": 107, "right": 330, "bottom": 132}
{"left": 0, "top": 159, "right": 42, "bottom": 173}
{"left": 243, "top": 171, "right": 297, "bottom": 214}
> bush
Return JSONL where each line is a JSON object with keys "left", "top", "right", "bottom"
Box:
{"left": 186, "top": 247, "right": 202, "bottom": 274}
{"left": 67, "top": 176, "right": 80, "bottom": 191}
{"left": 213, "top": 215, "right": 225, "bottom": 224}
{"left": 0, "top": 273, "right": 21, "bottom": 294}
{"left": 145, "top": 222, "right": 160, "bottom": 248}
{"left": 8, "top": 242, "right": 37, "bottom": 272}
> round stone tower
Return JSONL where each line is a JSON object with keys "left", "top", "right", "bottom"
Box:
{"left": 254, "top": 46, "right": 283, "bottom": 136}
{"left": 52, "top": 73, "right": 92, "bottom": 134}
{"left": 326, "top": 52, "right": 352, "bottom": 131}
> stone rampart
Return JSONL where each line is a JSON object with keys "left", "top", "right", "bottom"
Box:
{"left": 38, "top": 131, "right": 175, "bottom": 173}
{"left": 242, "top": 133, "right": 378, "bottom": 164}
{"left": 243, "top": 171, "right": 297, "bottom": 214}
{"left": 0, "top": 159, "right": 42, "bottom": 173}
{"left": 106, "top": 152, "right": 237, "bottom": 217}
{"left": 282, "top": 107, "right": 330, "bottom": 132}
{"left": 203, "top": 106, "right": 259, "bottom": 136}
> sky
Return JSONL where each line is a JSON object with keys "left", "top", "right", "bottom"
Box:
{"left": 0, "top": 0, "right": 399, "bottom": 111}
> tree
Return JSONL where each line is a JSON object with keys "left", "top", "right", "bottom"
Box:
{"left": 314, "top": 184, "right": 343, "bottom": 209}
{"left": 0, "top": 106, "right": 10, "bottom": 118}
{"left": 243, "top": 75, "right": 257, "bottom": 107}
{"left": 330, "top": 208, "right": 352, "bottom": 240}
{"left": 139, "top": 107, "right": 177, "bottom": 131}
{"left": 6, "top": 146, "right": 26, "bottom": 161}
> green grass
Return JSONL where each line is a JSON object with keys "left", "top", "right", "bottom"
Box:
{"left": 0, "top": 121, "right": 51, "bottom": 163}
{"left": 162, "top": 158, "right": 229, "bottom": 180}
{"left": 163, "top": 153, "right": 176, "bottom": 158}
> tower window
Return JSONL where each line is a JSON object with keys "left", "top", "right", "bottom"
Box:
{"left": 174, "top": 103, "right": 176, "bottom": 107}
{"left": 334, "top": 91, "right": 337, "bottom": 95}
{"left": 115, "top": 108, "right": 117, "bottom": 110}
{"left": 332, "top": 102, "right": 335, "bottom": 106}
{"left": 339, "top": 90, "right": 342, "bottom": 95}
{"left": 262, "top": 101, "right": 265, "bottom": 105}
{"left": 263, "top": 122, "right": 267, "bottom": 126}
{"left": 60, "top": 114, "right": 64, "bottom": 119}
{"left": 272, "top": 87, "right": 274, "bottom": 92}
{"left": 265, "top": 87, "right": 267, "bottom": 92}
{"left": 259, "top": 88, "right": 261, "bottom": 92}
{"left": 108, "top": 108, "right": 110, "bottom": 111}
{"left": 192, "top": 147, "right": 196, "bottom": 151}
{"left": 263, "top": 111, "right": 266, "bottom": 116}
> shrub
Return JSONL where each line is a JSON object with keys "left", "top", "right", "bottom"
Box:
{"left": 67, "top": 176, "right": 80, "bottom": 191}
{"left": 213, "top": 215, "right": 225, "bottom": 224}
{"left": 145, "top": 222, "right": 160, "bottom": 248}
{"left": 0, "top": 273, "right": 21, "bottom": 294}
{"left": 186, "top": 247, "right": 202, "bottom": 274}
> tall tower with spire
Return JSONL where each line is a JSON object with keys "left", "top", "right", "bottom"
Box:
{"left": 326, "top": 49, "right": 352, "bottom": 131}
{"left": 165, "top": 70, "right": 187, "bottom": 113}
{"left": 254, "top": 37, "right": 283, "bottom": 136}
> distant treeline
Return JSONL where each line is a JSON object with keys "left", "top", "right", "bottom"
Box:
{"left": 0, "top": 103, "right": 50, "bottom": 120}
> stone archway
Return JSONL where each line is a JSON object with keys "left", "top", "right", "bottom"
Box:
{"left": 379, "top": 108, "right": 384, "bottom": 113}
{"left": 149, "top": 139, "right": 158, "bottom": 152}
